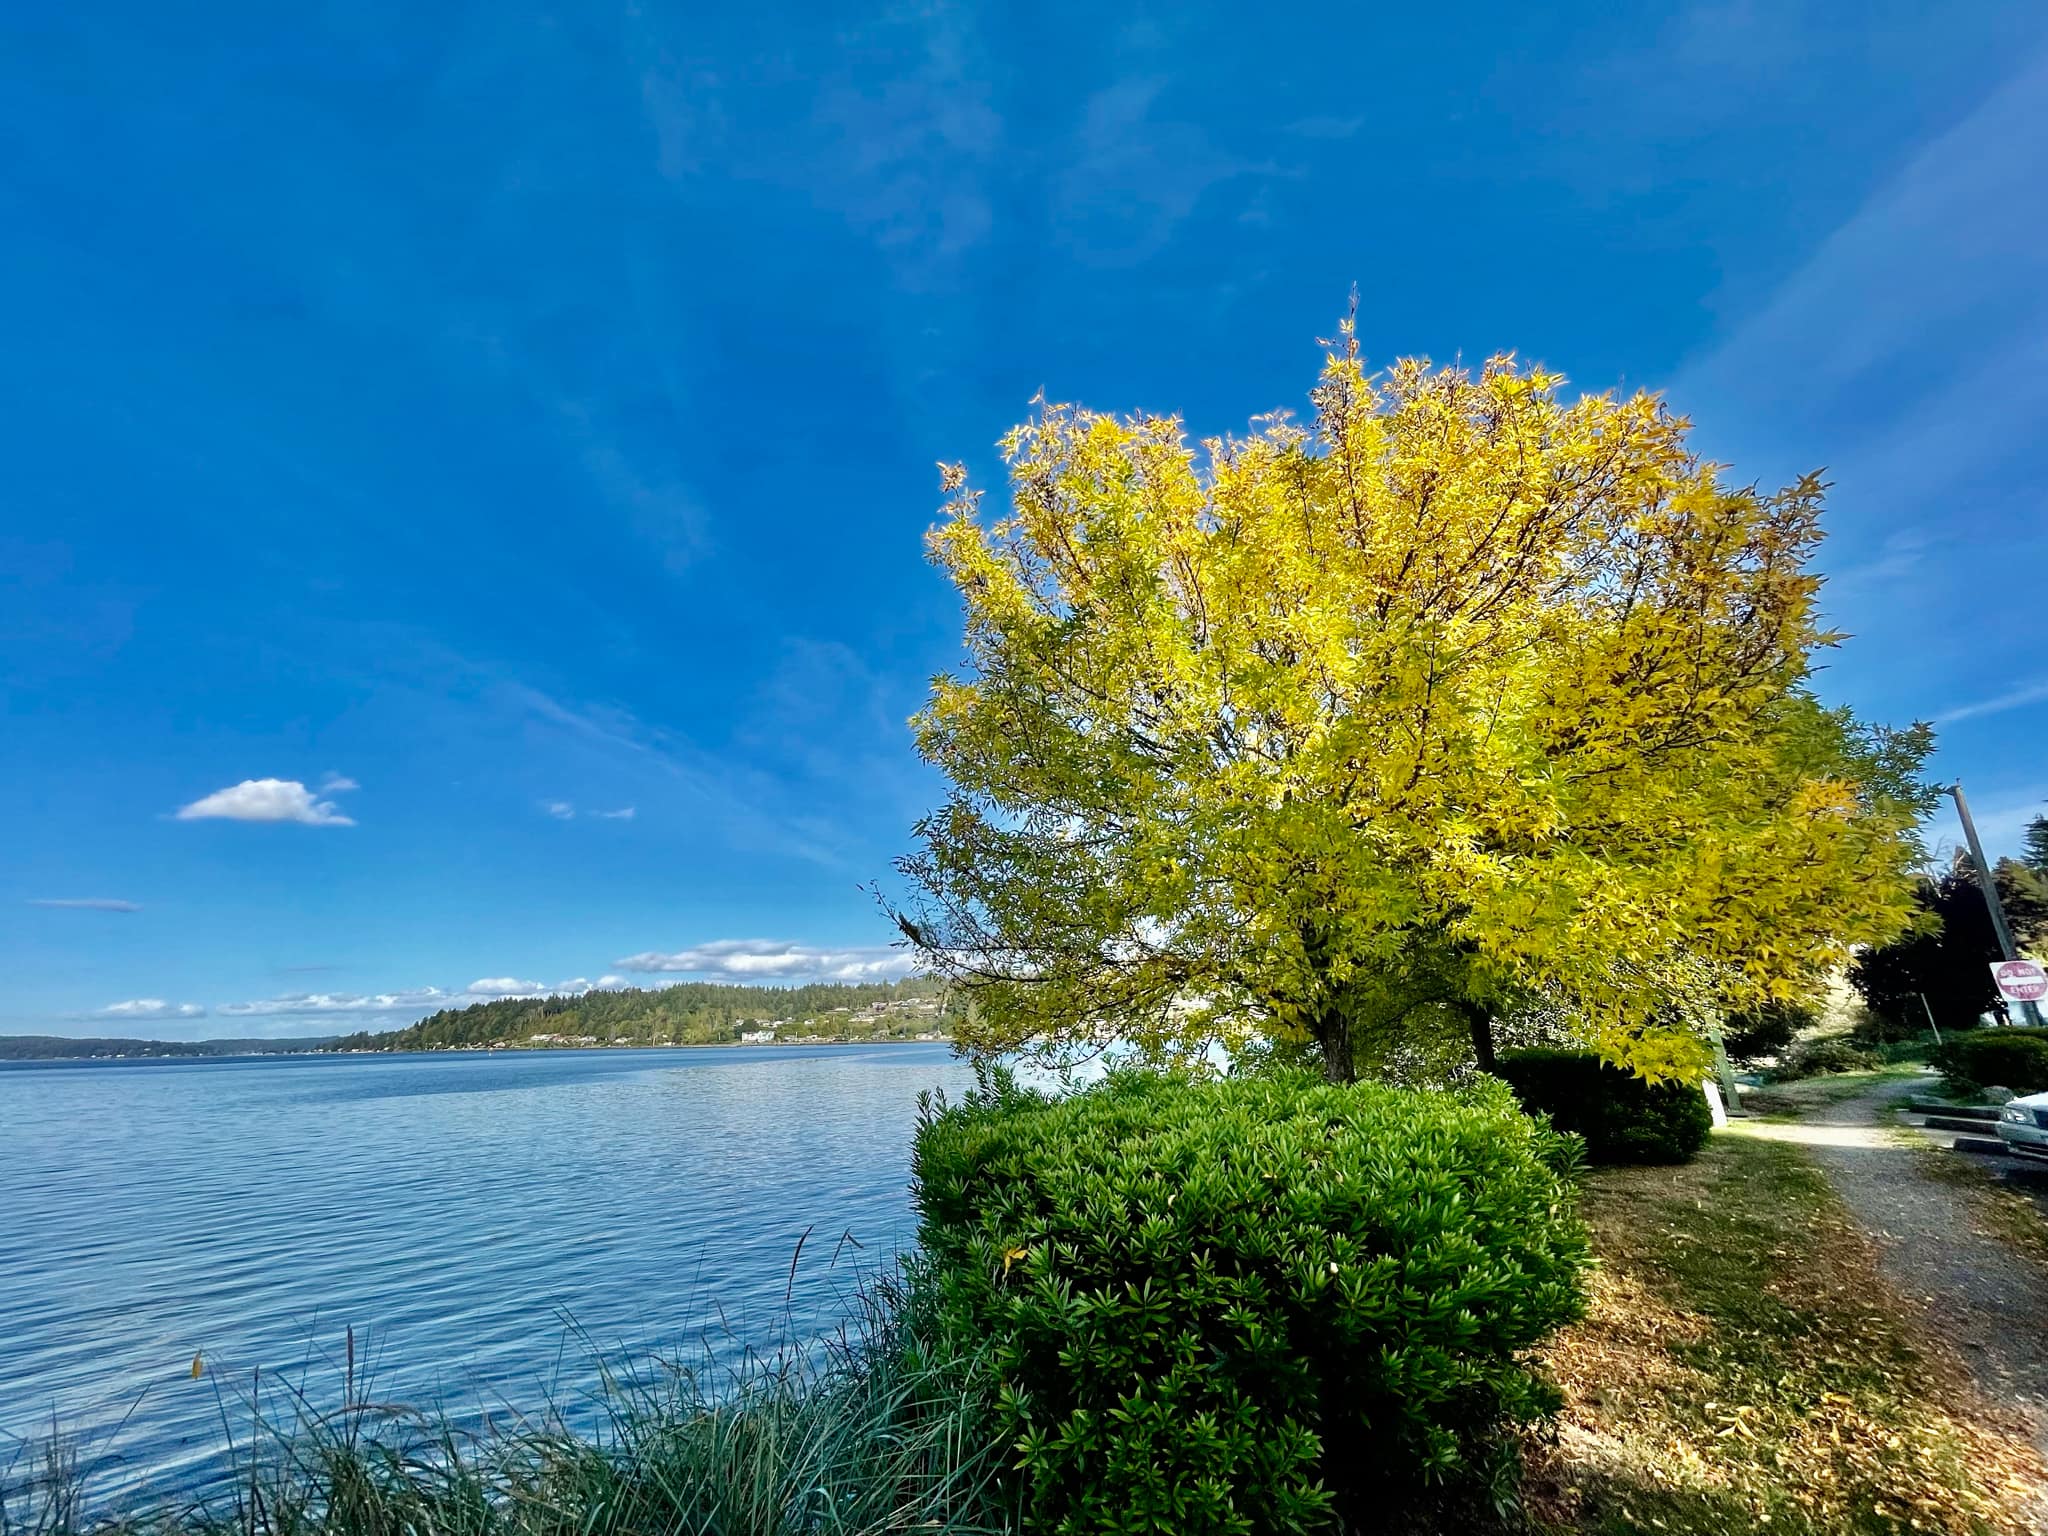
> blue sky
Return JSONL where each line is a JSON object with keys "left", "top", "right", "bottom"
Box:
{"left": 5, "top": 3, "right": 2046, "bottom": 1037}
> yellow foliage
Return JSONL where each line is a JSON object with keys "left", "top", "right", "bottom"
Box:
{"left": 898, "top": 323, "right": 1934, "bottom": 1082}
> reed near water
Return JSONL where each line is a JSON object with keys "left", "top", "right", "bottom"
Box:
{"left": 1, "top": 1280, "right": 1006, "bottom": 1536}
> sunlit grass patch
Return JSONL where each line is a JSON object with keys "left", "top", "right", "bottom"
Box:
{"left": 1736, "top": 1066, "right": 1922, "bottom": 1122}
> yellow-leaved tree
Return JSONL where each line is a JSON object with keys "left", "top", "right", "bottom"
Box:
{"left": 895, "top": 322, "right": 1934, "bottom": 1083}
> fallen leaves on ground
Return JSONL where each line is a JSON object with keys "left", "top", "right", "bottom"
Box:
{"left": 1522, "top": 1138, "right": 2046, "bottom": 1535}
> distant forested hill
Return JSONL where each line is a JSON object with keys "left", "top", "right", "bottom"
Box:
{"left": 325, "top": 977, "right": 956, "bottom": 1051}
{"left": 0, "top": 1036, "right": 327, "bottom": 1060}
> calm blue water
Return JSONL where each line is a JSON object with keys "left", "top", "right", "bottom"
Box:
{"left": 0, "top": 1043, "right": 970, "bottom": 1496}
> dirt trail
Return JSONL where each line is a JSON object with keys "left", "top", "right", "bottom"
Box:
{"left": 1737, "top": 1079, "right": 2048, "bottom": 1457}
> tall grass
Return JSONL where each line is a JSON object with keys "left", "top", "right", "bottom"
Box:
{"left": 2, "top": 1280, "right": 1006, "bottom": 1536}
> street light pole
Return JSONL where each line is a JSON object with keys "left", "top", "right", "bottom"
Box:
{"left": 1948, "top": 781, "right": 2044, "bottom": 1027}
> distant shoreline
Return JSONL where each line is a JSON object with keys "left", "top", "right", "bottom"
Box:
{"left": 311, "top": 1035, "right": 958, "bottom": 1057}
{"left": 8, "top": 978, "right": 958, "bottom": 1062}
{"left": 0, "top": 1035, "right": 957, "bottom": 1064}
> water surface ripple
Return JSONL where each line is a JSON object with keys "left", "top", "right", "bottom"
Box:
{"left": 0, "top": 1043, "right": 969, "bottom": 1494}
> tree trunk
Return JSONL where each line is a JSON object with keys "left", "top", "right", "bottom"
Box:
{"left": 1314, "top": 1006, "right": 1356, "bottom": 1084}
{"left": 1464, "top": 1003, "right": 1497, "bottom": 1074}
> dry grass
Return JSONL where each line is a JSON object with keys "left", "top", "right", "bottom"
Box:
{"left": 1524, "top": 1135, "right": 2047, "bottom": 1535}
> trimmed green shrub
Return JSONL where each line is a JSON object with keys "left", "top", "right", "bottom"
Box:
{"left": 1770, "top": 1036, "right": 1882, "bottom": 1082}
{"left": 908, "top": 1071, "right": 1591, "bottom": 1534}
{"left": 1851, "top": 1005, "right": 1930, "bottom": 1048}
{"left": 1721, "top": 1001, "right": 1813, "bottom": 1064}
{"left": 1494, "top": 1048, "right": 1713, "bottom": 1164}
{"left": 1932, "top": 1029, "right": 2048, "bottom": 1095}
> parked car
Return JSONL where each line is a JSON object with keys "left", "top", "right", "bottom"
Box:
{"left": 1996, "top": 1092, "right": 2048, "bottom": 1160}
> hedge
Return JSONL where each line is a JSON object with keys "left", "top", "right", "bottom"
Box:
{"left": 1771, "top": 1036, "right": 1881, "bottom": 1082}
{"left": 907, "top": 1072, "right": 1591, "bottom": 1534}
{"left": 1931, "top": 1029, "right": 2048, "bottom": 1096}
{"left": 1493, "top": 1048, "right": 1713, "bottom": 1164}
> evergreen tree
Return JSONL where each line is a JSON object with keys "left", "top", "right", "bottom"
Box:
{"left": 1847, "top": 854, "right": 2046, "bottom": 1034}
{"left": 2024, "top": 812, "right": 2048, "bottom": 876}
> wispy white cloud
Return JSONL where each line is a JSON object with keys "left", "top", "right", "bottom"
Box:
{"left": 28, "top": 897, "right": 140, "bottom": 912}
{"left": 1674, "top": 50, "right": 2048, "bottom": 481}
{"left": 1825, "top": 526, "right": 1933, "bottom": 597}
{"left": 1933, "top": 678, "right": 2048, "bottom": 727}
{"left": 93, "top": 998, "right": 206, "bottom": 1020}
{"left": 333, "top": 637, "right": 853, "bottom": 866}
{"left": 557, "top": 401, "right": 708, "bottom": 577}
{"left": 176, "top": 778, "right": 356, "bottom": 827}
{"left": 541, "top": 799, "right": 635, "bottom": 823}
{"left": 500, "top": 677, "right": 845, "bottom": 867}
{"left": 801, "top": 10, "right": 1003, "bottom": 276}
{"left": 614, "top": 939, "right": 918, "bottom": 983}
{"left": 634, "top": 49, "right": 729, "bottom": 181}
{"left": 217, "top": 988, "right": 454, "bottom": 1018}
{"left": 1285, "top": 114, "right": 1363, "bottom": 140}
{"left": 318, "top": 772, "right": 360, "bottom": 793}
{"left": 214, "top": 974, "right": 637, "bottom": 1022}
{"left": 1054, "top": 79, "right": 1277, "bottom": 267}
{"left": 1664, "top": 47, "right": 2048, "bottom": 732}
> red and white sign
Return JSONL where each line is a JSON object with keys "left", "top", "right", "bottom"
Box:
{"left": 1991, "top": 959, "right": 2048, "bottom": 1004}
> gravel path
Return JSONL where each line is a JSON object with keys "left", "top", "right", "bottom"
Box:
{"left": 1740, "top": 1079, "right": 2048, "bottom": 1458}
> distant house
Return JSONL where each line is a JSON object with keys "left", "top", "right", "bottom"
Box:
{"left": 740, "top": 1028, "right": 776, "bottom": 1044}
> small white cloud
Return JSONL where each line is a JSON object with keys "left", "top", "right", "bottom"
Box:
{"left": 466, "top": 976, "right": 549, "bottom": 998}
{"left": 319, "top": 773, "right": 360, "bottom": 793}
{"left": 176, "top": 779, "right": 355, "bottom": 827}
{"left": 542, "top": 800, "right": 577, "bottom": 820}
{"left": 540, "top": 975, "right": 635, "bottom": 997}
{"left": 551, "top": 975, "right": 635, "bottom": 995}
{"left": 614, "top": 939, "right": 918, "bottom": 983}
{"left": 593, "top": 806, "right": 636, "bottom": 820}
{"left": 28, "top": 898, "right": 141, "bottom": 912}
{"left": 96, "top": 999, "right": 206, "bottom": 1020}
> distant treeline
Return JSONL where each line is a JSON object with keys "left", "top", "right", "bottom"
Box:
{"left": 325, "top": 976, "right": 957, "bottom": 1052}
{"left": 0, "top": 1035, "right": 327, "bottom": 1061}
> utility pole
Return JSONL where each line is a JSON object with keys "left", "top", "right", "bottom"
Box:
{"left": 1948, "top": 781, "right": 2044, "bottom": 1028}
